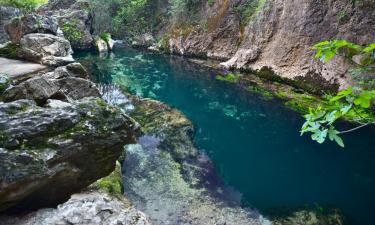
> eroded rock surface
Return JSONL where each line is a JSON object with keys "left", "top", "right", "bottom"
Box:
{"left": 0, "top": 6, "right": 22, "bottom": 44}
{"left": 5, "top": 13, "right": 60, "bottom": 44}
{"left": 0, "top": 191, "right": 152, "bottom": 225}
{"left": 0, "top": 97, "right": 138, "bottom": 212}
{"left": 2, "top": 62, "right": 99, "bottom": 104}
{"left": 17, "top": 33, "right": 74, "bottom": 66}
{"left": 39, "top": 0, "right": 94, "bottom": 50}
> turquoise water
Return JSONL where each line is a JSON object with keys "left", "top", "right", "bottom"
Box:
{"left": 76, "top": 47, "right": 375, "bottom": 225}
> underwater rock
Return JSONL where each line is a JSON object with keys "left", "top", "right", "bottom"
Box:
{"left": 0, "top": 97, "right": 139, "bottom": 212}
{"left": 17, "top": 33, "right": 74, "bottom": 66}
{"left": 122, "top": 96, "right": 272, "bottom": 225}
{"left": 271, "top": 209, "right": 344, "bottom": 225}
{"left": 5, "top": 13, "right": 60, "bottom": 44}
{"left": 0, "top": 191, "right": 152, "bottom": 225}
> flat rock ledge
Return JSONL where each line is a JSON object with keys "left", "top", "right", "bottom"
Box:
{"left": 0, "top": 191, "right": 151, "bottom": 225}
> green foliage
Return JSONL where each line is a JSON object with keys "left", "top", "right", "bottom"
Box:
{"left": 216, "top": 73, "right": 241, "bottom": 83}
{"left": 313, "top": 40, "right": 362, "bottom": 63}
{"left": 0, "top": 42, "right": 18, "bottom": 59}
{"left": 234, "top": 0, "right": 267, "bottom": 27}
{"left": 99, "top": 32, "right": 111, "bottom": 43}
{"left": 207, "top": 0, "right": 215, "bottom": 6}
{"left": 113, "top": 0, "right": 152, "bottom": 38}
{"left": 62, "top": 20, "right": 82, "bottom": 42}
{"left": 0, "top": 0, "right": 47, "bottom": 12}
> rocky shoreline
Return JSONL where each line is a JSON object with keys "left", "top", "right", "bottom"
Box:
{"left": 0, "top": 0, "right": 355, "bottom": 224}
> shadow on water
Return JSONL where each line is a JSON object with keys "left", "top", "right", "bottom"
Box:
{"left": 75, "top": 46, "right": 375, "bottom": 225}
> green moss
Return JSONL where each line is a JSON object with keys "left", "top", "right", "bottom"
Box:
{"left": 216, "top": 73, "right": 241, "bottom": 83}
{"left": 92, "top": 161, "right": 123, "bottom": 198}
{"left": 0, "top": 43, "right": 19, "bottom": 59}
{"left": 246, "top": 85, "right": 274, "bottom": 100}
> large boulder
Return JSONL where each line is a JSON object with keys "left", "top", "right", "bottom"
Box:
{"left": 0, "top": 97, "right": 139, "bottom": 212}
{"left": 17, "top": 33, "right": 74, "bottom": 66}
{"left": 0, "top": 6, "right": 22, "bottom": 44}
{"left": 0, "top": 191, "right": 152, "bottom": 225}
{"left": 2, "top": 63, "right": 100, "bottom": 104}
{"left": 4, "top": 13, "right": 60, "bottom": 44}
{"left": 39, "top": 0, "right": 94, "bottom": 50}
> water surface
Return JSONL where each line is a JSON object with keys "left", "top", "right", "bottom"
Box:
{"left": 76, "top": 47, "right": 375, "bottom": 225}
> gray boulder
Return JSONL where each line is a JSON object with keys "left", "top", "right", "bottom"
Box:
{"left": 18, "top": 33, "right": 74, "bottom": 66}
{"left": 0, "top": 6, "right": 22, "bottom": 44}
{"left": 0, "top": 97, "right": 139, "bottom": 212}
{"left": 2, "top": 63, "right": 100, "bottom": 104}
{"left": 39, "top": 0, "right": 94, "bottom": 50}
{"left": 5, "top": 13, "right": 60, "bottom": 44}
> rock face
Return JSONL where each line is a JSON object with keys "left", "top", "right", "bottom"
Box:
{"left": 139, "top": 0, "right": 375, "bottom": 90}
{"left": 39, "top": 0, "right": 94, "bottom": 50}
{"left": 0, "top": 191, "right": 151, "bottom": 225}
{"left": 5, "top": 13, "right": 60, "bottom": 44}
{"left": 221, "top": 0, "right": 375, "bottom": 89}
{"left": 0, "top": 97, "right": 138, "bottom": 212}
{"left": 0, "top": 6, "right": 22, "bottom": 44}
{"left": 17, "top": 33, "right": 74, "bottom": 66}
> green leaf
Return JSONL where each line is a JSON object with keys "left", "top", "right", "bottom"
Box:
{"left": 311, "top": 129, "right": 328, "bottom": 144}
{"left": 363, "top": 44, "right": 375, "bottom": 53}
{"left": 353, "top": 91, "right": 375, "bottom": 108}
{"left": 329, "top": 87, "right": 353, "bottom": 102}
{"left": 340, "top": 104, "right": 352, "bottom": 115}
{"left": 334, "top": 135, "right": 345, "bottom": 148}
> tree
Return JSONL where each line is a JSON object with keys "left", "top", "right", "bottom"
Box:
{"left": 301, "top": 40, "right": 375, "bottom": 147}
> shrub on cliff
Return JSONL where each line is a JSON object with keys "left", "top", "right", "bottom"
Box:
{"left": 301, "top": 40, "right": 375, "bottom": 147}
{"left": 0, "top": 0, "right": 47, "bottom": 12}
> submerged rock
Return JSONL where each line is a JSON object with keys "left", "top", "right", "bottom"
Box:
{"left": 121, "top": 96, "right": 271, "bottom": 225}
{"left": 0, "top": 191, "right": 152, "bottom": 225}
{"left": 0, "top": 97, "right": 138, "bottom": 212}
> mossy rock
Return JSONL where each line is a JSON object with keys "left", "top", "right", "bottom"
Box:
{"left": 0, "top": 75, "right": 11, "bottom": 95}
{"left": 91, "top": 161, "right": 124, "bottom": 198}
{"left": 0, "top": 43, "right": 19, "bottom": 59}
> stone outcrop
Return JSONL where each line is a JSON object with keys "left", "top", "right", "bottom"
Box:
{"left": 0, "top": 97, "right": 138, "bottom": 212}
{"left": 0, "top": 191, "right": 152, "bottom": 225}
{"left": 0, "top": 6, "right": 22, "bottom": 44}
{"left": 3, "top": 13, "right": 75, "bottom": 66}
{"left": 39, "top": 0, "right": 94, "bottom": 50}
{"left": 17, "top": 33, "right": 74, "bottom": 66}
{"left": 2, "top": 62, "right": 100, "bottom": 104}
{"left": 4, "top": 13, "right": 60, "bottom": 44}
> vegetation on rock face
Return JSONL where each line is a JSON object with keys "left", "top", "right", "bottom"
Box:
{"left": 0, "top": 42, "right": 18, "bottom": 59}
{"left": 91, "top": 161, "right": 124, "bottom": 198}
{"left": 216, "top": 73, "right": 241, "bottom": 83}
{"left": 234, "top": 0, "right": 267, "bottom": 27}
{"left": 301, "top": 40, "right": 375, "bottom": 147}
{"left": 62, "top": 20, "right": 82, "bottom": 43}
{"left": 0, "top": 0, "right": 47, "bottom": 12}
